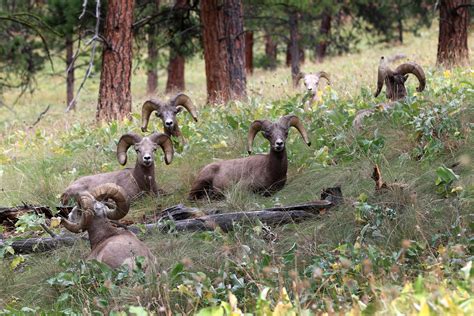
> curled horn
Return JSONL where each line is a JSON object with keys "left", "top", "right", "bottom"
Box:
{"left": 141, "top": 99, "right": 164, "bottom": 132}
{"left": 247, "top": 120, "right": 271, "bottom": 154}
{"left": 279, "top": 115, "right": 311, "bottom": 146}
{"left": 375, "top": 56, "right": 389, "bottom": 97}
{"left": 171, "top": 93, "right": 198, "bottom": 122}
{"left": 394, "top": 62, "right": 426, "bottom": 92}
{"left": 316, "top": 71, "right": 331, "bottom": 84}
{"left": 149, "top": 132, "right": 174, "bottom": 165}
{"left": 295, "top": 72, "right": 305, "bottom": 86}
{"left": 60, "top": 192, "right": 94, "bottom": 233}
{"left": 91, "top": 183, "right": 130, "bottom": 220}
{"left": 117, "top": 133, "right": 142, "bottom": 166}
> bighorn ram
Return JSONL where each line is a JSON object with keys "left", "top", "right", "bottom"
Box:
{"left": 61, "top": 183, "right": 156, "bottom": 270}
{"left": 61, "top": 132, "right": 173, "bottom": 204}
{"left": 141, "top": 93, "right": 198, "bottom": 137}
{"left": 296, "top": 71, "right": 330, "bottom": 107}
{"left": 375, "top": 56, "right": 426, "bottom": 101}
{"left": 188, "top": 115, "right": 311, "bottom": 199}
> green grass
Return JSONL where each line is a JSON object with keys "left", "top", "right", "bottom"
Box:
{"left": 0, "top": 25, "right": 473, "bottom": 314}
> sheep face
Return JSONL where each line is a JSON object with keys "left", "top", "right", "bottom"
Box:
{"left": 134, "top": 137, "right": 160, "bottom": 167}
{"left": 302, "top": 74, "right": 321, "bottom": 94}
{"left": 141, "top": 94, "right": 198, "bottom": 137}
{"left": 117, "top": 132, "right": 173, "bottom": 167}
{"left": 154, "top": 104, "right": 182, "bottom": 136}
{"left": 261, "top": 123, "right": 290, "bottom": 152}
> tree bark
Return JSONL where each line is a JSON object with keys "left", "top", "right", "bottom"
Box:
{"left": 289, "top": 11, "right": 300, "bottom": 86}
{"left": 165, "top": 53, "right": 185, "bottom": 93}
{"left": 397, "top": 17, "right": 403, "bottom": 44}
{"left": 436, "top": 0, "right": 470, "bottom": 67}
{"left": 200, "top": 0, "right": 246, "bottom": 103}
{"left": 315, "top": 12, "right": 331, "bottom": 63}
{"left": 65, "top": 36, "right": 75, "bottom": 110}
{"left": 264, "top": 33, "right": 277, "bottom": 70}
{"left": 245, "top": 31, "right": 253, "bottom": 74}
{"left": 165, "top": 0, "right": 187, "bottom": 94}
{"left": 96, "top": 0, "right": 135, "bottom": 122}
{"left": 146, "top": 23, "right": 159, "bottom": 95}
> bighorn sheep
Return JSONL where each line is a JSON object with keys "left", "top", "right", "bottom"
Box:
{"left": 375, "top": 56, "right": 426, "bottom": 101}
{"left": 188, "top": 115, "right": 311, "bottom": 199}
{"left": 353, "top": 57, "right": 426, "bottom": 129}
{"left": 61, "top": 132, "right": 173, "bottom": 204}
{"left": 296, "top": 71, "right": 330, "bottom": 107}
{"left": 60, "top": 183, "right": 156, "bottom": 270}
{"left": 141, "top": 93, "right": 198, "bottom": 137}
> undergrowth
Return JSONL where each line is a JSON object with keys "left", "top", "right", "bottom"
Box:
{"left": 0, "top": 27, "right": 473, "bottom": 314}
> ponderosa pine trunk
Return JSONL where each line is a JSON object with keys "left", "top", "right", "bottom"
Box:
{"left": 65, "top": 35, "right": 75, "bottom": 110}
{"left": 96, "top": 0, "right": 135, "bottom": 121}
{"left": 200, "top": 0, "right": 246, "bottom": 103}
{"left": 315, "top": 12, "right": 331, "bottom": 63}
{"left": 147, "top": 23, "right": 159, "bottom": 95}
{"left": 436, "top": 0, "right": 470, "bottom": 67}
{"left": 165, "top": 54, "right": 185, "bottom": 93}
{"left": 165, "top": 0, "right": 187, "bottom": 93}
{"left": 264, "top": 33, "right": 277, "bottom": 70}
{"left": 245, "top": 31, "right": 253, "bottom": 74}
{"left": 289, "top": 11, "right": 300, "bottom": 86}
{"left": 146, "top": 0, "right": 160, "bottom": 95}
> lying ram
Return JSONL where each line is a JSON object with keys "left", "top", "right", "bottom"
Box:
{"left": 61, "top": 132, "right": 173, "bottom": 204}
{"left": 188, "top": 115, "right": 311, "bottom": 199}
{"left": 60, "top": 183, "right": 156, "bottom": 270}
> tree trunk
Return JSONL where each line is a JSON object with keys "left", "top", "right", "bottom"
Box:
{"left": 200, "top": 0, "right": 246, "bottom": 103}
{"left": 289, "top": 11, "right": 300, "bottom": 86}
{"left": 65, "top": 36, "right": 75, "bottom": 110}
{"left": 245, "top": 31, "right": 253, "bottom": 74}
{"left": 397, "top": 17, "right": 403, "bottom": 44}
{"left": 315, "top": 12, "right": 331, "bottom": 63}
{"left": 146, "top": 23, "right": 159, "bottom": 95}
{"left": 96, "top": 0, "right": 135, "bottom": 122}
{"left": 264, "top": 33, "right": 277, "bottom": 70}
{"left": 165, "top": 0, "right": 187, "bottom": 93}
{"left": 436, "top": 0, "right": 470, "bottom": 67}
{"left": 165, "top": 54, "right": 185, "bottom": 93}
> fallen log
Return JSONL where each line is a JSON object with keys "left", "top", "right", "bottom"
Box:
{"left": 1, "top": 189, "right": 343, "bottom": 254}
{"left": 0, "top": 204, "right": 73, "bottom": 227}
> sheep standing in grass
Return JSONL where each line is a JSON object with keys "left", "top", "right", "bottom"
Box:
{"left": 375, "top": 56, "right": 426, "bottom": 101}
{"left": 60, "top": 183, "right": 156, "bottom": 270}
{"left": 141, "top": 93, "right": 198, "bottom": 137}
{"left": 188, "top": 115, "right": 311, "bottom": 199}
{"left": 296, "top": 71, "right": 330, "bottom": 109}
{"left": 61, "top": 132, "right": 173, "bottom": 204}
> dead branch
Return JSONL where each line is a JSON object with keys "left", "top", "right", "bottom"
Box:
{"left": 66, "top": 0, "right": 101, "bottom": 112}
{"left": 30, "top": 105, "right": 50, "bottom": 127}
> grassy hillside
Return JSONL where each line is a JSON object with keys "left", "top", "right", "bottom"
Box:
{"left": 0, "top": 26, "right": 473, "bottom": 314}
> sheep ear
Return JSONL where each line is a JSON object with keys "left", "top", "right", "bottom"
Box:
{"left": 280, "top": 115, "right": 311, "bottom": 146}
{"left": 149, "top": 133, "right": 174, "bottom": 165}
{"left": 117, "top": 133, "right": 142, "bottom": 166}
{"left": 141, "top": 100, "right": 163, "bottom": 132}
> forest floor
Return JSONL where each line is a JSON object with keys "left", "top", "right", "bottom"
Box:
{"left": 0, "top": 26, "right": 473, "bottom": 314}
